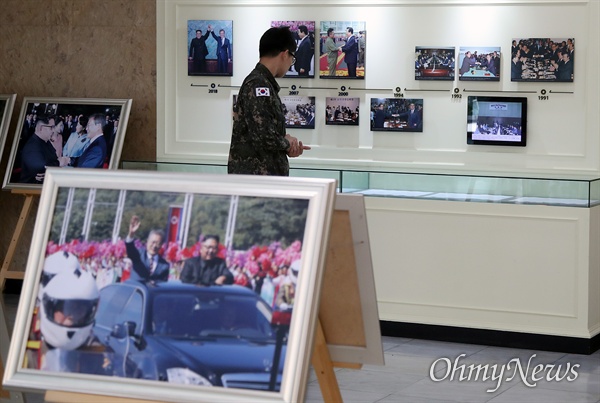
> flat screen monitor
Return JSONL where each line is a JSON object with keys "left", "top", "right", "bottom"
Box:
{"left": 467, "top": 96, "right": 527, "bottom": 146}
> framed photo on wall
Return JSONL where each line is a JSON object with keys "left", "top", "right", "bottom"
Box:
{"left": 271, "top": 21, "right": 315, "bottom": 78}
{"left": 325, "top": 97, "right": 359, "bottom": 126}
{"left": 3, "top": 169, "right": 336, "bottom": 403}
{"left": 370, "top": 98, "right": 423, "bottom": 132}
{"left": 281, "top": 96, "right": 315, "bottom": 129}
{"left": 319, "top": 21, "right": 366, "bottom": 79}
{"left": 0, "top": 93, "right": 17, "bottom": 164}
{"left": 458, "top": 46, "right": 501, "bottom": 81}
{"left": 188, "top": 20, "right": 233, "bottom": 76}
{"left": 2, "top": 97, "right": 132, "bottom": 191}
{"left": 415, "top": 46, "right": 455, "bottom": 80}
{"left": 511, "top": 38, "right": 574, "bottom": 82}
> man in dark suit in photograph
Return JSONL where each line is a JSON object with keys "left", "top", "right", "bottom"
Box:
{"left": 180, "top": 235, "right": 233, "bottom": 286}
{"left": 294, "top": 25, "right": 312, "bottom": 76}
{"left": 340, "top": 27, "right": 358, "bottom": 77}
{"left": 75, "top": 113, "right": 107, "bottom": 168}
{"left": 19, "top": 115, "right": 68, "bottom": 183}
{"left": 125, "top": 215, "right": 170, "bottom": 282}
{"left": 211, "top": 28, "right": 232, "bottom": 74}
{"left": 189, "top": 28, "right": 211, "bottom": 73}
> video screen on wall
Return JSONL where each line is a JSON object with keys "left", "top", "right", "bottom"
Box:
{"left": 325, "top": 97, "right": 359, "bottom": 126}
{"left": 415, "top": 46, "right": 455, "bottom": 80}
{"left": 467, "top": 96, "right": 527, "bottom": 147}
{"left": 370, "top": 98, "right": 423, "bottom": 132}
{"left": 458, "top": 46, "right": 501, "bottom": 81}
{"left": 511, "top": 38, "right": 574, "bottom": 82}
{"left": 281, "top": 96, "right": 315, "bottom": 129}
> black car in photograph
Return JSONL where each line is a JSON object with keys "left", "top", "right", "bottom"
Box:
{"left": 93, "top": 280, "right": 286, "bottom": 390}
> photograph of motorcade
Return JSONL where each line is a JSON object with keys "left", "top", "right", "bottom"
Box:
{"left": 415, "top": 46, "right": 455, "bottom": 80}
{"left": 370, "top": 98, "right": 423, "bottom": 132}
{"left": 4, "top": 169, "right": 336, "bottom": 403}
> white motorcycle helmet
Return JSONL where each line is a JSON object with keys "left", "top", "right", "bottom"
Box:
{"left": 40, "top": 268, "right": 99, "bottom": 350}
{"left": 38, "top": 251, "right": 82, "bottom": 299}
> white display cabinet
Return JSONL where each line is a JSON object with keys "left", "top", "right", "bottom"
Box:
{"left": 122, "top": 161, "right": 600, "bottom": 352}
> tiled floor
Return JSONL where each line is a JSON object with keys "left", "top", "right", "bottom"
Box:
{"left": 2, "top": 293, "right": 599, "bottom": 403}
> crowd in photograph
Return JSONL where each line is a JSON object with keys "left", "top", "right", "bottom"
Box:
{"left": 511, "top": 38, "right": 574, "bottom": 81}
{"left": 474, "top": 119, "right": 522, "bottom": 136}
{"left": 44, "top": 234, "right": 303, "bottom": 310}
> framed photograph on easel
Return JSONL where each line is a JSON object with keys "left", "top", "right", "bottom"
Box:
{"left": 3, "top": 168, "right": 336, "bottom": 403}
{"left": 2, "top": 97, "right": 132, "bottom": 191}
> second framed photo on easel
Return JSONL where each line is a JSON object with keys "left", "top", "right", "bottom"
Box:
{"left": 2, "top": 97, "right": 132, "bottom": 191}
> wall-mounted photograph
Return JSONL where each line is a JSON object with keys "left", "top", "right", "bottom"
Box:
{"left": 188, "top": 20, "right": 233, "bottom": 76}
{"left": 458, "top": 46, "right": 501, "bottom": 81}
{"left": 0, "top": 93, "right": 17, "bottom": 164}
{"left": 370, "top": 98, "right": 423, "bottom": 132}
{"left": 2, "top": 97, "right": 132, "bottom": 191}
{"left": 326, "top": 97, "right": 359, "bottom": 126}
{"left": 415, "top": 46, "right": 455, "bottom": 80}
{"left": 511, "top": 38, "right": 574, "bottom": 82}
{"left": 319, "top": 21, "right": 366, "bottom": 79}
{"left": 281, "top": 96, "right": 315, "bottom": 129}
{"left": 3, "top": 169, "right": 336, "bottom": 403}
{"left": 467, "top": 95, "right": 527, "bottom": 147}
{"left": 271, "top": 21, "right": 315, "bottom": 78}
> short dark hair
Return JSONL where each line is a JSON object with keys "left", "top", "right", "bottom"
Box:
{"left": 298, "top": 25, "right": 308, "bottom": 36}
{"left": 259, "top": 27, "right": 296, "bottom": 58}
{"left": 78, "top": 115, "right": 89, "bottom": 128}
{"left": 204, "top": 234, "right": 220, "bottom": 244}
{"left": 327, "top": 28, "right": 334, "bottom": 36}
{"left": 196, "top": 29, "right": 201, "bottom": 34}
{"left": 88, "top": 113, "right": 106, "bottom": 128}
{"left": 346, "top": 27, "right": 353, "bottom": 34}
{"left": 35, "top": 114, "right": 53, "bottom": 129}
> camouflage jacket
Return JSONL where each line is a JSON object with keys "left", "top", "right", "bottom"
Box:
{"left": 228, "top": 63, "right": 290, "bottom": 176}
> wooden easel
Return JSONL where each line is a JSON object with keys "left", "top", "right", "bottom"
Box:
{"left": 0, "top": 189, "right": 40, "bottom": 292}
{"left": 39, "top": 197, "right": 376, "bottom": 403}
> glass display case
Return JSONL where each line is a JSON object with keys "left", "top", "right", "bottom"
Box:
{"left": 121, "top": 161, "right": 600, "bottom": 208}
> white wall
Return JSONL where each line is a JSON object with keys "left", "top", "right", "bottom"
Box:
{"left": 157, "top": 0, "right": 599, "bottom": 176}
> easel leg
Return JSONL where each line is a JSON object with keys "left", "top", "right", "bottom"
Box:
{"left": 311, "top": 318, "right": 343, "bottom": 403}
{"left": 0, "top": 195, "right": 33, "bottom": 292}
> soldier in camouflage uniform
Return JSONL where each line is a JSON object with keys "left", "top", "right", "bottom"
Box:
{"left": 228, "top": 27, "right": 310, "bottom": 176}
